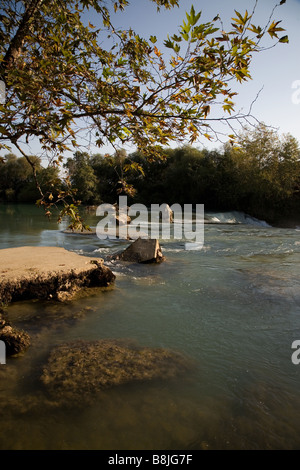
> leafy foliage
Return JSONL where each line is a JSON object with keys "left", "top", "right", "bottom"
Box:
{"left": 65, "top": 151, "right": 99, "bottom": 205}
{"left": 0, "top": 0, "right": 289, "bottom": 226}
{"left": 0, "top": 153, "right": 61, "bottom": 202}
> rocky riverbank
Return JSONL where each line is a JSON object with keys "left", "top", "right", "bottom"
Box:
{"left": 0, "top": 245, "right": 191, "bottom": 407}
{"left": 0, "top": 246, "right": 115, "bottom": 305}
{"left": 0, "top": 246, "right": 116, "bottom": 356}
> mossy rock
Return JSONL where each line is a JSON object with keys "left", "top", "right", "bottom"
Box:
{"left": 40, "top": 339, "right": 192, "bottom": 406}
{"left": 0, "top": 314, "right": 30, "bottom": 356}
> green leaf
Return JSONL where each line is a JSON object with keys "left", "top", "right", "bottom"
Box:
{"left": 279, "top": 35, "right": 289, "bottom": 43}
{"left": 267, "top": 20, "right": 285, "bottom": 39}
{"left": 181, "top": 20, "right": 191, "bottom": 34}
{"left": 232, "top": 10, "right": 245, "bottom": 25}
{"left": 164, "top": 38, "right": 174, "bottom": 48}
{"left": 223, "top": 104, "right": 233, "bottom": 113}
{"left": 248, "top": 24, "right": 262, "bottom": 35}
{"left": 171, "top": 34, "right": 182, "bottom": 42}
{"left": 186, "top": 6, "right": 201, "bottom": 27}
{"left": 150, "top": 35, "right": 157, "bottom": 44}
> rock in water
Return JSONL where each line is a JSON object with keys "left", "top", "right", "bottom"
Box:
{"left": 40, "top": 339, "right": 192, "bottom": 406}
{"left": 115, "top": 238, "right": 165, "bottom": 263}
{"left": 0, "top": 314, "right": 30, "bottom": 356}
{"left": 109, "top": 212, "right": 131, "bottom": 226}
{"left": 163, "top": 204, "right": 174, "bottom": 223}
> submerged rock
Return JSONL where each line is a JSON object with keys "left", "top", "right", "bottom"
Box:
{"left": 114, "top": 238, "right": 166, "bottom": 263}
{"left": 0, "top": 314, "right": 30, "bottom": 356}
{"left": 40, "top": 339, "right": 191, "bottom": 406}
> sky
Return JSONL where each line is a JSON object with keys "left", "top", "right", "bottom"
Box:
{"left": 3, "top": 0, "right": 300, "bottom": 160}
{"left": 110, "top": 0, "right": 300, "bottom": 149}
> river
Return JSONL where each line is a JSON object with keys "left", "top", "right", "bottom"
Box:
{"left": 0, "top": 203, "right": 300, "bottom": 450}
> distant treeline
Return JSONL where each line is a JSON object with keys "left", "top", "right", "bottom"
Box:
{"left": 1, "top": 125, "right": 300, "bottom": 224}
{"left": 0, "top": 154, "right": 60, "bottom": 203}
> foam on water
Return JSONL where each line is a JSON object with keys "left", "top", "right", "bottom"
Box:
{"left": 205, "top": 211, "right": 271, "bottom": 227}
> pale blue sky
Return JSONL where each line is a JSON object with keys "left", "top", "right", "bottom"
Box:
{"left": 110, "top": 0, "right": 300, "bottom": 148}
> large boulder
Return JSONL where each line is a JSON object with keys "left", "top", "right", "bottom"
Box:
{"left": 40, "top": 339, "right": 192, "bottom": 406}
{"left": 114, "top": 238, "right": 165, "bottom": 263}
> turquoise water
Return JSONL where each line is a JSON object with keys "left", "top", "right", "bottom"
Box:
{"left": 0, "top": 204, "right": 300, "bottom": 450}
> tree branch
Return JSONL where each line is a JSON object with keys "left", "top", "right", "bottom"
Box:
{"left": 0, "top": 0, "right": 44, "bottom": 81}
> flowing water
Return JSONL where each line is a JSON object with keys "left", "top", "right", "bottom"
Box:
{"left": 0, "top": 204, "right": 300, "bottom": 450}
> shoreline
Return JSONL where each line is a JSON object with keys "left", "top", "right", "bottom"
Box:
{"left": 0, "top": 246, "right": 115, "bottom": 305}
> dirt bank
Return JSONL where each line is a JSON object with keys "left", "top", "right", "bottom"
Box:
{"left": 0, "top": 246, "right": 115, "bottom": 304}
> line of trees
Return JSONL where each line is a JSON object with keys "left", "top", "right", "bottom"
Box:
{"left": 1, "top": 125, "right": 300, "bottom": 224}
{"left": 64, "top": 125, "right": 300, "bottom": 223}
{"left": 0, "top": 153, "right": 61, "bottom": 203}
